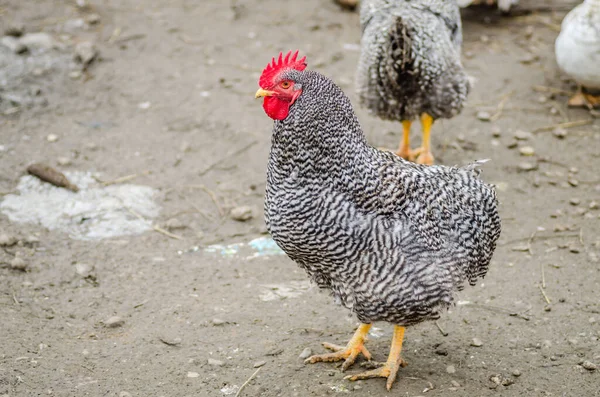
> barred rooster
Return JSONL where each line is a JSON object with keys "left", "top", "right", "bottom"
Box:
{"left": 357, "top": 0, "right": 469, "bottom": 165}
{"left": 255, "top": 51, "right": 501, "bottom": 390}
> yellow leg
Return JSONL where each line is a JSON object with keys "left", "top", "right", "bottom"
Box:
{"left": 305, "top": 323, "right": 372, "bottom": 371}
{"left": 414, "top": 113, "right": 435, "bottom": 165}
{"left": 345, "top": 325, "right": 407, "bottom": 391}
{"left": 396, "top": 120, "right": 413, "bottom": 160}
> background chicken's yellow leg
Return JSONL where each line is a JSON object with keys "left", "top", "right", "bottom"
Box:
{"left": 305, "top": 323, "right": 372, "bottom": 371}
{"left": 345, "top": 325, "right": 407, "bottom": 391}
{"left": 414, "top": 113, "right": 435, "bottom": 165}
{"left": 396, "top": 120, "right": 413, "bottom": 160}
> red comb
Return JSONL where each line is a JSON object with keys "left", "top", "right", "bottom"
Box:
{"left": 259, "top": 50, "right": 307, "bottom": 88}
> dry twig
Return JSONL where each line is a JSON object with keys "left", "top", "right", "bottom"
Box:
{"left": 435, "top": 321, "right": 448, "bottom": 337}
{"left": 541, "top": 262, "right": 546, "bottom": 289}
{"left": 464, "top": 302, "right": 530, "bottom": 321}
{"left": 489, "top": 91, "right": 514, "bottom": 122}
{"left": 235, "top": 367, "right": 261, "bottom": 397}
{"left": 100, "top": 173, "right": 140, "bottom": 186}
{"left": 533, "top": 119, "right": 594, "bottom": 133}
{"left": 126, "top": 208, "right": 183, "bottom": 240}
{"left": 198, "top": 140, "right": 258, "bottom": 177}
{"left": 187, "top": 185, "right": 224, "bottom": 217}
{"left": 538, "top": 285, "right": 551, "bottom": 305}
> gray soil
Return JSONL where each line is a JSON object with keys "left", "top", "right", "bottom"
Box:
{"left": 1, "top": 1, "right": 599, "bottom": 396}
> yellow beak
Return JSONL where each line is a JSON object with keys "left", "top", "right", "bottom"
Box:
{"left": 255, "top": 88, "right": 275, "bottom": 98}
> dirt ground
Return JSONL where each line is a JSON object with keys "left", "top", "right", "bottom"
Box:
{"left": 1, "top": 0, "right": 599, "bottom": 396}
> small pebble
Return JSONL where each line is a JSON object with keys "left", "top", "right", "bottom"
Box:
{"left": 589, "top": 201, "right": 598, "bottom": 210}
{"left": 74, "top": 41, "right": 98, "bottom": 65}
{"left": 208, "top": 358, "right": 224, "bottom": 367}
{"left": 476, "top": 111, "right": 491, "bottom": 121}
{"left": 512, "top": 369, "right": 521, "bottom": 377}
{"left": 46, "top": 134, "right": 59, "bottom": 142}
{"left": 471, "top": 338, "right": 483, "bottom": 347}
{"left": 10, "top": 257, "right": 28, "bottom": 271}
{"left": 514, "top": 130, "right": 531, "bottom": 140}
{"left": 104, "top": 316, "right": 124, "bottom": 328}
{"left": 490, "top": 374, "right": 502, "bottom": 385}
{"left": 187, "top": 371, "right": 200, "bottom": 378}
{"left": 253, "top": 360, "right": 266, "bottom": 368}
{"left": 506, "top": 141, "right": 518, "bottom": 149}
{"left": 119, "top": 392, "right": 132, "bottom": 397}
{"left": 5, "top": 23, "right": 25, "bottom": 37}
{"left": 85, "top": 13, "right": 101, "bottom": 24}
{"left": 230, "top": 206, "right": 253, "bottom": 222}
{"left": 569, "top": 198, "right": 581, "bottom": 206}
{"left": 1, "top": 36, "right": 28, "bottom": 54}
{"left": 446, "top": 365, "right": 456, "bottom": 374}
{"left": 552, "top": 128, "right": 567, "bottom": 139}
{"left": 164, "top": 218, "right": 185, "bottom": 231}
{"left": 159, "top": 336, "right": 182, "bottom": 346}
{"left": 524, "top": 25, "right": 535, "bottom": 39}
{"left": 212, "top": 318, "right": 226, "bottom": 326}
{"left": 569, "top": 167, "right": 578, "bottom": 174}
{"left": 569, "top": 246, "right": 580, "bottom": 254}
{"left": 299, "top": 348, "right": 312, "bottom": 359}
{"left": 20, "top": 32, "right": 55, "bottom": 49}
{"left": 519, "top": 146, "right": 535, "bottom": 156}
{"left": 0, "top": 233, "right": 17, "bottom": 246}
{"left": 581, "top": 361, "right": 597, "bottom": 371}
{"left": 75, "top": 263, "right": 93, "bottom": 277}
{"left": 451, "top": 380, "right": 460, "bottom": 387}
{"left": 69, "top": 71, "right": 82, "bottom": 80}
{"left": 491, "top": 126, "right": 501, "bottom": 137}
{"left": 544, "top": 305, "right": 552, "bottom": 312}
{"left": 57, "top": 157, "right": 72, "bottom": 166}
{"left": 517, "top": 162, "right": 537, "bottom": 172}
{"left": 502, "top": 378, "right": 514, "bottom": 386}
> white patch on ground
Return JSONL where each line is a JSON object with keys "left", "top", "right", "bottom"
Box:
{"left": 203, "top": 236, "right": 285, "bottom": 258}
{"left": 259, "top": 280, "right": 312, "bottom": 301}
{"left": 0, "top": 171, "right": 160, "bottom": 240}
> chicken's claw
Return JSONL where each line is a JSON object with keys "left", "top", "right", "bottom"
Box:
{"left": 305, "top": 341, "right": 372, "bottom": 371}
{"left": 345, "top": 358, "right": 408, "bottom": 391}
{"left": 304, "top": 323, "right": 372, "bottom": 371}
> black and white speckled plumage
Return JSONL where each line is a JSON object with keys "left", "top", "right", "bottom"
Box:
{"left": 356, "top": 0, "right": 469, "bottom": 122}
{"left": 264, "top": 69, "right": 500, "bottom": 326}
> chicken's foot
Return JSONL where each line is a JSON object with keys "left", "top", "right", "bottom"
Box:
{"left": 413, "top": 113, "right": 435, "bottom": 165}
{"left": 305, "top": 323, "right": 372, "bottom": 371}
{"left": 568, "top": 86, "right": 600, "bottom": 109}
{"left": 345, "top": 325, "right": 407, "bottom": 391}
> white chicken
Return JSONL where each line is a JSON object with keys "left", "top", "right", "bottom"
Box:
{"left": 555, "top": 0, "right": 600, "bottom": 107}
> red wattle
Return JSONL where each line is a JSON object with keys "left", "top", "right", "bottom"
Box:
{"left": 263, "top": 96, "right": 291, "bottom": 120}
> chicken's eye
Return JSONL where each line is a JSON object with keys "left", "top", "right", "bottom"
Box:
{"left": 280, "top": 81, "right": 291, "bottom": 89}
